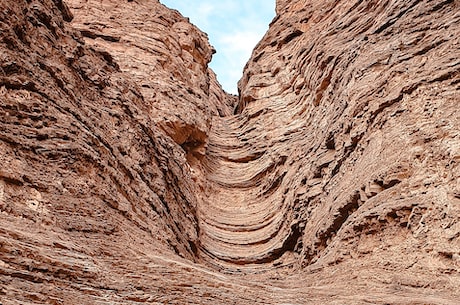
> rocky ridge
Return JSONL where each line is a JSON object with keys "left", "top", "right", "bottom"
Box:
{"left": 0, "top": 0, "right": 459, "bottom": 304}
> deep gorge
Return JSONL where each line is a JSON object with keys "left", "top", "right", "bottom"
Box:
{"left": 0, "top": 0, "right": 459, "bottom": 304}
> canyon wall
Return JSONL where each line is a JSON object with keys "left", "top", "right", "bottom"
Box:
{"left": 1, "top": 0, "right": 459, "bottom": 304}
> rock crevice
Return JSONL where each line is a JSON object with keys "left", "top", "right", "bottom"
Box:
{"left": 1, "top": 0, "right": 459, "bottom": 303}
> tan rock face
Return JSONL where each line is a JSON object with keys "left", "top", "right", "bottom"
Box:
{"left": 234, "top": 0, "right": 460, "bottom": 270}
{"left": 1, "top": 0, "right": 459, "bottom": 304}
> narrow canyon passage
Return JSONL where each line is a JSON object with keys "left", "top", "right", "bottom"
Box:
{"left": 197, "top": 110, "right": 303, "bottom": 267}
{"left": 191, "top": 0, "right": 460, "bottom": 273}
{"left": 195, "top": 97, "right": 324, "bottom": 267}
{"left": 185, "top": 0, "right": 460, "bottom": 277}
{"left": 1, "top": 0, "right": 459, "bottom": 303}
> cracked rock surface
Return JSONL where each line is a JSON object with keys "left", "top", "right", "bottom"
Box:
{"left": 1, "top": 0, "right": 459, "bottom": 304}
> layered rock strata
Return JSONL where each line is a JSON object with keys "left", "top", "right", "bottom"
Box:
{"left": 198, "top": 0, "right": 460, "bottom": 272}
{"left": 0, "top": 0, "right": 231, "bottom": 302}
{"left": 0, "top": 0, "right": 459, "bottom": 304}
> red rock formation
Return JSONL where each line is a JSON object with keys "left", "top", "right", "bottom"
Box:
{"left": 1, "top": 0, "right": 459, "bottom": 304}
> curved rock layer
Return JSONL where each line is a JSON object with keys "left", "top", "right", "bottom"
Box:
{"left": 198, "top": 0, "right": 460, "bottom": 270}
{"left": 1, "top": 0, "right": 460, "bottom": 304}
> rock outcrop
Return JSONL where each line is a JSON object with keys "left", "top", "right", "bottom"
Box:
{"left": 1, "top": 0, "right": 459, "bottom": 304}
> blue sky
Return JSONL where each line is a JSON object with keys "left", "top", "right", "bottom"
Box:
{"left": 161, "top": 1, "right": 276, "bottom": 94}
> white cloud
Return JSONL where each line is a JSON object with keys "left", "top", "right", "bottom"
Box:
{"left": 192, "top": 3, "right": 215, "bottom": 28}
{"left": 219, "top": 31, "right": 262, "bottom": 54}
{"left": 161, "top": 0, "right": 275, "bottom": 94}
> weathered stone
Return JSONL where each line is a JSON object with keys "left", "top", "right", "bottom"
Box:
{"left": 0, "top": 0, "right": 459, "bottom": 304}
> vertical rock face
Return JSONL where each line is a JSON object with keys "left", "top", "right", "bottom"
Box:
{"left": 0, "top": 0, "right": 232, "bottom": 302}
{"left": 1, "top": 0, "right": 459, "bottom": 304}
{"left": 233, "top": 0, "right": 460, "bottom": 269}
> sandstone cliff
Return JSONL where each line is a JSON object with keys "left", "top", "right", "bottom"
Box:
{"left": 1, "top": 0, "right": 459, "bottom": 304}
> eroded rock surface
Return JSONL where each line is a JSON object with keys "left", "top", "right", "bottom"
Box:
{"left": 1, "top": 0, "right": 459, "bottom": 304}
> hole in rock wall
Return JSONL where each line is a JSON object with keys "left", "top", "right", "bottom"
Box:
{"left": 161, "top": 0, "right": 275, "bottom": 94}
